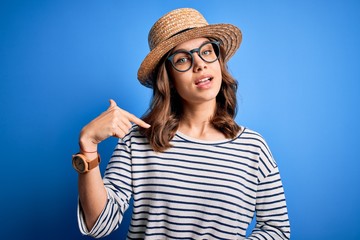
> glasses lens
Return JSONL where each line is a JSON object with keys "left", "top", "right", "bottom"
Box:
{"left": 199, "top": 42, "right": 219, "bottom": 63}
{"left": 171, "top": 52, "right": 192, "bottom": 72}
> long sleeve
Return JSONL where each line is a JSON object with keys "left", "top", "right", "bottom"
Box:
{"left": 248, "top": 168, "right": 290, "bottom": 239}
{"left": 77, "top": 135, "right": 133, "bottom": 238}
{"left": 247, "top": 135, "right": 291, "bottom": 239}
{"left": 76, "top": 127, "right": 291, "bottom": 239}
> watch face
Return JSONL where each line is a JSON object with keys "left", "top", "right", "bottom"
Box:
{"left": 73, "top": 156, "right": 86, "bottom": 173}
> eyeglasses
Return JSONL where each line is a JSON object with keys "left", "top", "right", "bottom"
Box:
{"left": 167, "top": 41, "right": 221, "bottom": 72}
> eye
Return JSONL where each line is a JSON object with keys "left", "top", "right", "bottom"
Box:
{"left": 200, "top": 43, "right": 214, "bottom": 56}
{"left": 173, "top": 53, "right": 191, "bottom": 65}
{"left": 202, "top": 49, "right": 212, "bottom": 56}
{"left": 176, "top": 57, "right": 188, "bottom": 64}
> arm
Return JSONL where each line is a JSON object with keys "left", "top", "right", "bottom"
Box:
{"left": 75, "top": 99, "right": 150, "bottom": 237}
{"left": 248, "top": 169, "right": 291, "bottom": 239}
{"left": 246, "top": 133, "right": 290, "bottom": 239}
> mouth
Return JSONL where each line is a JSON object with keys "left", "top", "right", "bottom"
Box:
{"left": 195, "top": 76, "right": 213, "bottom": 85}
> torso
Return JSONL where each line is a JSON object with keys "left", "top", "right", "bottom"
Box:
{"left": 112, "top": 126, "right": 265, "bottom": 239}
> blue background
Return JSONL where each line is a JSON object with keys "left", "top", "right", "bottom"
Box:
{"left": 1, "top": 0, "right": 359, "bottom": 239}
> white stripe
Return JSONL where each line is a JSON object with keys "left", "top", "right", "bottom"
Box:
{"left": 77, "top": 126, "right": 290, "bottom": 239}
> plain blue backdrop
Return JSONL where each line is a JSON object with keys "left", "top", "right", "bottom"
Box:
{"left": 1, "top": 0, "right": 359, "bottom": 239}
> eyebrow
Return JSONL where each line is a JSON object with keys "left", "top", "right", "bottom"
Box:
{"left": 171, "top": 40, "right": 211, "bottom": 53}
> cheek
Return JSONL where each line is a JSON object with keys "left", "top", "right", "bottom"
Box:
{"left": 169, "top": 68, "right": 182, "bottom": 86}
{"left": 213, "top": 63, "right": 223, "bottom": 85}
{"left": 173, "top": 79, "right": 190, "bottom": 99}
{"left": 170, "top": 70, "right": 190, "bottom": 90}
{"left": 214, "top": 62, "right": 222, "bottom": 76}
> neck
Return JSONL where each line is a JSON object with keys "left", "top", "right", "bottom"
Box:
{"left": 181, "top": 100, "right": 215, "bottom": 125}
{"left": 178, "top": 100, "right": 226, "bottom": 140}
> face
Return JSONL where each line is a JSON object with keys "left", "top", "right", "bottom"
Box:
{"left": 168, "top": 38, "right": 222, "bottom": 106}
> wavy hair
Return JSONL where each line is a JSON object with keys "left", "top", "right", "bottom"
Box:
{"left": 139, "top": 45, "right": 240, "bottom": 152}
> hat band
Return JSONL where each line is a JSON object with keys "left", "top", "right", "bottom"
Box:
{"left": 167, "top": 27, "right": 194, "bottom": 41}
{"left": 151, "top": 27, "right": 195, "bottom": 51}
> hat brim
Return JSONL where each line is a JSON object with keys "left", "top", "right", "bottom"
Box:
{"left": 137, "top": 23, "right": 242, "bottom": 88}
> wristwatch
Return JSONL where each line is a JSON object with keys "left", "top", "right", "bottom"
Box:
{"left": 72, "top": 153, "right": 101, "bottom": 174}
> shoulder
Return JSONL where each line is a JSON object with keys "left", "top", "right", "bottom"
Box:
{"left": 117, "top": 125, "right": 148, "bottom": 147}
{"left": 126, "top": 125, "right": 143, "bottom": 138}
{"left": 241, "top": 127, "right": 278, "bottom": 178}
{"left": 238, "top": 127, "right": 270, "bottom": 150}
{"left": 239, "top": 126, "right": 276, "bottom": 162}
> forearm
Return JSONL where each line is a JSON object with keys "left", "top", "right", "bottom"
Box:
{"left": 248, "top": 170, "right": 290, "bottom": 239}
{"left": 75, "top": 100, "right": 147, "bottom": 236}
{"left": 78, "top": 152, "right": 107, "bottom": 231}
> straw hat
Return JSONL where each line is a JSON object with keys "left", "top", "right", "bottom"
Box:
{"left": 137, "top": 8, "right": 242, "bottom": 88}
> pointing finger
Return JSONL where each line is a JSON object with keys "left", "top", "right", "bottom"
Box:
{"left": 126, "top": 112, "right": 151, "bottom": 128}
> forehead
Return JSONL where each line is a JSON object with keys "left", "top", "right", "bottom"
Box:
{"left": 173, "top": 37, "right": 210, "bottom": 51}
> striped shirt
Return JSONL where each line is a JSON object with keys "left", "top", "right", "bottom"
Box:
{"left": 78, "top": 126, "right": 290, "bottom": 239}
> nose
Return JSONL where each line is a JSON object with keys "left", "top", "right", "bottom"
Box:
{"left": 192, "top": 52, "right": 207, "bottom": 72}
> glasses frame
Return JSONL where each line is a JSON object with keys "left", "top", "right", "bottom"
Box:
{"left": 167, "top": 40, "right": 221, "bottom": 72}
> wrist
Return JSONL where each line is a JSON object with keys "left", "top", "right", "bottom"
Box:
{"left": 72, "top": 152, "right": 101, "bottom": 174}
{"left": 79, "top": 133, "right": 98, "bottom": 153}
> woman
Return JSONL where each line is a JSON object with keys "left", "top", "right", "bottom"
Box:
{"left": 73, "top": 8, "right": 290, "bottom": 239}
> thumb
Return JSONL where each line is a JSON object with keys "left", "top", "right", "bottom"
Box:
{"left": 108, "top": 99, "right": 117, "bottom": 109}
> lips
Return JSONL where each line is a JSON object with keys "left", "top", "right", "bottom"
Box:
{"left": 195, "top": 76, "right": 213, "bottom": 85}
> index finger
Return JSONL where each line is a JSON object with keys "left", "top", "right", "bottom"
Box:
{"left": 126, "top": 112, "right": 151, "bottom": 128}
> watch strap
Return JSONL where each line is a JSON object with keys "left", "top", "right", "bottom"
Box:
{"left": 87, "top": 153, "right": 101, "bottom": 171}
{"left": 72, "top": 153, "right": 101, "bottom": 173}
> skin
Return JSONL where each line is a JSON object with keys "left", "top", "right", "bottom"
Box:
{"left": 169, "top": 37, "right": 226, "bottom": 140}
{"left": 77, "top": 37, "right": 226, "bottom": 231}
{"left": 78, "top": 100, "right": 150, "bottom": 230}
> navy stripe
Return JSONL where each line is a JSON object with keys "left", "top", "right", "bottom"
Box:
{"left": 131, "top": 224, "right": 231, "bottom": 240}
{"left": 257, "top": 184, "right": 283, "bottom": 193}
{"left": 133, "top": 199, "right": 252, "bottom": 223}
{"left": 256, "top": 191, "right": 285, "bottom": 199}
{"left": 133, "top": 169, "right": 257, "bottom": 192}
{"left": 174, "top": 134, "right": 236, "bottom": 146}
{"left": 133, "top": 161, "right": 257, "bottom": 184}
{"left": 258, "top": 173, "right": 281, "bottom": 185}
{"left": 131, "top": 211, "right": 244, "bottom": 230}
{"left": 256, "top": 198, "right": 286, "bottom": 206}
{"left": 104, "top": 182, "right": 130, "bottom": 197}
{"left": 134, "top": 190, "right": 254, "bottom": 217}
{"left": 77, "top": 126, "right": 290, "bottom": 239}
{"left": 216, "top": 144, "right": 260, "bottom": 157}
{"left": 105, "top": 166, "right": 131, "bottom": 174}
{"left": 132, "top": 157, "right": 258, "bottom": 179}
{"left": 168, "top": 145, "right": 259, "bottom": 164}
{"left": 133, "top": 175, "right": 256, "bottom": 199}
{"left": 134, "top": 148, "right": 259, "bottom": 170}
{"left": 130, "top": 218, "right": 236, "bottom": 236}
{"left": 127, "top": 230, "right": 197, "bottom": 240}
{"left": 105, "top": 176, "right": 132, "bottom": 188}
{"left": 133, "top": 182, "right": 256, "bottom": 206}
{"left": 259, "top": 156, "right": 271, "bottom": 174}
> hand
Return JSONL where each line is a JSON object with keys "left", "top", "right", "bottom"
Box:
{"left": 79, "top": 99, "right": 150, "bottom": 152}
